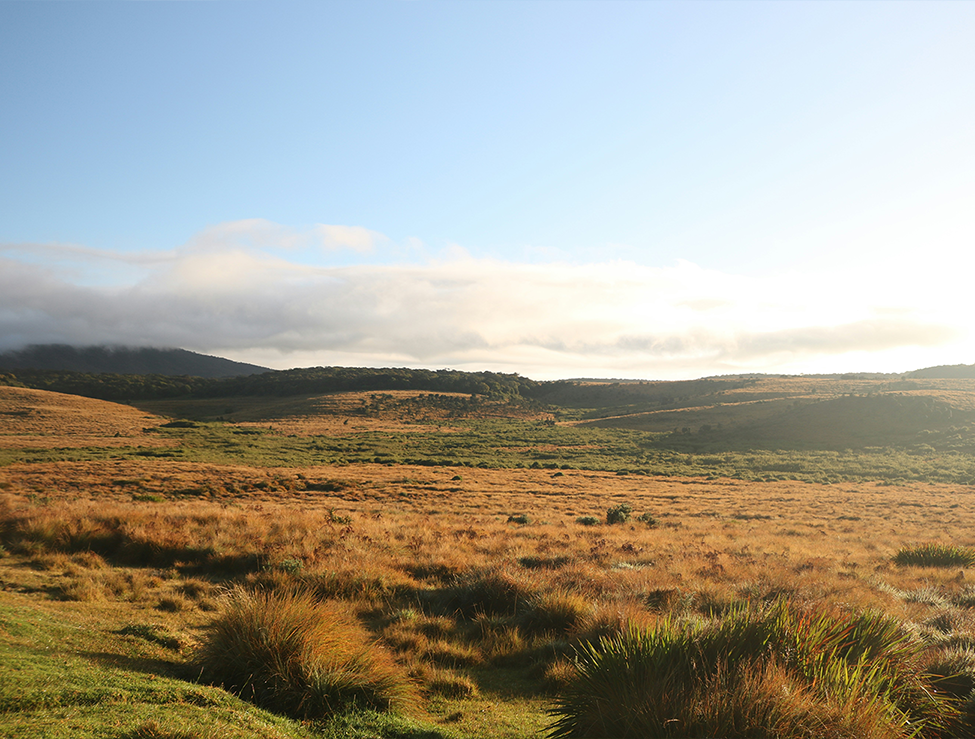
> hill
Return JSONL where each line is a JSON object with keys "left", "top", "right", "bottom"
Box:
{"left": 0, "top": 344, "right": 269, "bottom": 378}
{"left": 907, "top": 363, "right": 975, "bottom": 379}
{"left": 0, "top": 364, "right": 542, "bottom": 403}
{"left": 563, "top": 375, "right": 975, "bottom": 451}
{"left": 5, "top": 355, "right": 975, "bottom": 454}
{"left": 0, "top": 385, "right": 169, "bottom": 455}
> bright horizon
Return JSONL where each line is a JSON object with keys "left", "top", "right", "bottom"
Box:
{"left": 2, "top": 1, "right": 974, "bottom": 381}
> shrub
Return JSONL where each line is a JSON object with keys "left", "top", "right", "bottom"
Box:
{"left": 893, "top": 543, "right": 975, "bottom": 568}
{"left": 606, "top": 503, "right": 632, "bottom": 525}
{"left": 575, "top": 516, "right": 600, "bottom": 527}
{"left": 636, "top": 511, "right": 657, "bottom": 527}
{"left": 195, "top": 587, "right": 415, "bottom": 719}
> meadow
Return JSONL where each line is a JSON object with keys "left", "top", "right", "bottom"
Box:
{"left": 2, "top": 380, "right": 975, "bottom": 738}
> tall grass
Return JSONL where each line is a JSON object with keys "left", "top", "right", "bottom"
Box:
{"left": 548, "top": 601, "right": 959, "bottom": 739}
{"left": 195, "top": 587, "right": 416, "bottom": 720}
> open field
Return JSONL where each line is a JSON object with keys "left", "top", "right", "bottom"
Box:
{"left": 3, "top": 382, "right": 975, "bottom": 737}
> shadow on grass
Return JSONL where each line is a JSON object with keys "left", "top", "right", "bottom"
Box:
{"left": 80, "top": 651, "right": 196, "bottom": 683}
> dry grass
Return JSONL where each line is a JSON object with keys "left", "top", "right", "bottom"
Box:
{"left": 0, "top": 385, "right": 171, "bottom": 449}
{"left": 4, "top": 461, "right": 975, "bottom": 616}
{"left": 4, "top": 410, "right": 975, "bottom": 735}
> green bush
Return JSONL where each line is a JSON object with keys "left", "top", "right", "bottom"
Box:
{"left": 195, "top": 587, "right": 415, "bottom": 719}
{"left": 606, "top": 503, "right": 632, "bottom": 525}
{"left": 636, "top": 511, "right": 657, "bottom": 527}
{"left": 548, "top": 601, "right": 958, "bottom": 739}
{"left": 575, "top": 516, "right": 600, "bottom": 527}
{"left": 893, "top": 543, "right": 975, "bottom": 568}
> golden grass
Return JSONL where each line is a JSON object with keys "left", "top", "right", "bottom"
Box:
{"left": 195, "top": 587, "right": 417, "bottom": 719}
{"left": 4, "top": 382, "right": 975, "bottom": 736}
{"left": 0, "top": 386, "right": 172, "bottom": 449}
{"left": 4, "top": 459, "right": 975, "bottom": 642}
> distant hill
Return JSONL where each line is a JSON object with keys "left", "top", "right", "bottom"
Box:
{"left": 0, "top": 345, "right": 269, "bottom": 379}
{"left": 907, "top": 363, "right": 975, "bottom": 379}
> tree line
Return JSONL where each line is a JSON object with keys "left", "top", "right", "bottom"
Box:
{"left": 0, "top": 366, "right": 543, "bottom": 402}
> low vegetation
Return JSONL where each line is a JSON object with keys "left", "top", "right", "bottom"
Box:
{"left": 4, "top": 373, "right": 975, "bottom": 737}
{"left": 550, "top": 603, "right": 961, "bottom": 738}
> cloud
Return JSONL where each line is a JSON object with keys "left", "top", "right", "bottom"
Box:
{"left": 1, "top": 224, "right": 970, "bottom": 379}
{"left": 180, "top": 219, "right": 385, "bottom": 257}
{"left": 312, "top": 224, "right": 385, "bottom": 253}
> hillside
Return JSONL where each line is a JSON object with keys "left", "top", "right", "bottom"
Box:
{"left": 0, "top": 344, "right": 269, "bottom": 378}
{"left": 5, "top": 356, "right": 975, "bottom": 455}
{"left": 0, "top": 385, "right": 170, "bottom": 456}
{"left": 567, "top": 375, "right": 975, "bottom": 452}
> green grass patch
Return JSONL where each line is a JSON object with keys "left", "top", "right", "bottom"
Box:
{"left": 893, "top": 543, "right": 975, "bottom": 568}
{"left": 0, "top": 599, "right": 315, "bottom": 739}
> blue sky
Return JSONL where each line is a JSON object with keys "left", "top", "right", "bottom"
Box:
{"left": 2, "top": 1, "right": 974, "bottom": 379}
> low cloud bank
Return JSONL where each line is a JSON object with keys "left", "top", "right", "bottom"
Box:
{"left": 1, "top": 221, "right": 967, "bottom": 379}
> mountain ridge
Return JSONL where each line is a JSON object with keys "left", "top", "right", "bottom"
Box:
{"left": 0, "top": 344, "right": 269, "bottom": 379}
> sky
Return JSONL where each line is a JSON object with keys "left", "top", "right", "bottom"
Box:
{"left": 2, "top": 1, "right": 974, "bottom": 380}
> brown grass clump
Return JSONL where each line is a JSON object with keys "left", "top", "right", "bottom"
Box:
{"left": 520, "top": 589, "right": 595, "bottom": 636}
{"left": 195, "top": 587, "right": 416, "bottom": 719}
{"left": 437, "top": 567, "right": 537, "bottom": 619}
{"left": 408, "top": 663, "right": 480, "bottom": 698}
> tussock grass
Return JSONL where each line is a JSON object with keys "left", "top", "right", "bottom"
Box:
{"left": 520, "top": 590, "right": 594, "bottom": 636}
{"left": 894, "top": 543, "right": 975, "bottom": 568}
{"left": 548, "top": 601, "right": 959, "bottom": 739}
{"left": 924, "top": 646, "right": 975, "bottom": 700}
{"left": 437, "top": 567, "right": 537, "bottom": 619}
{"left": 409, "top": 663, "right": 480, "bottom": 698}
{"left": 195, "top": 587, "right": 416, "bottom": 720}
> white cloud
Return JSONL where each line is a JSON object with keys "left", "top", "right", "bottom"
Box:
{"left": 1, "top": 223, "right": 971, "bottom": 379}
{"left": 312, "top": 224, "right": 384, "bottom": 253}
{"left": 180, "top": 219, "right": 385, "bottom": 257}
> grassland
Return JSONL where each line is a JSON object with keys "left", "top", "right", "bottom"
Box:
{"left": 3, "top": 380, "right": 975, "bottom": 737}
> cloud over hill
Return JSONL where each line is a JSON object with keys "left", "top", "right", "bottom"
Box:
{"left": 1, "top": 220, "right": 967, "bottom": 380}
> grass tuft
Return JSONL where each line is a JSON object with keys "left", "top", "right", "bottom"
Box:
{"left": 893, "top": 543, "right": 975, "bottom": 568}
{"left": 195, "top": 587, "right": 416, "bottom": 720}
{"left": 438, "top": 568, "right": 536, "bottom": 619}
{"left": 548, "top": 600, "right": 959, "bottom": 739}
{"left": 520, "top": 590, "right": 594, "bottom": 636}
